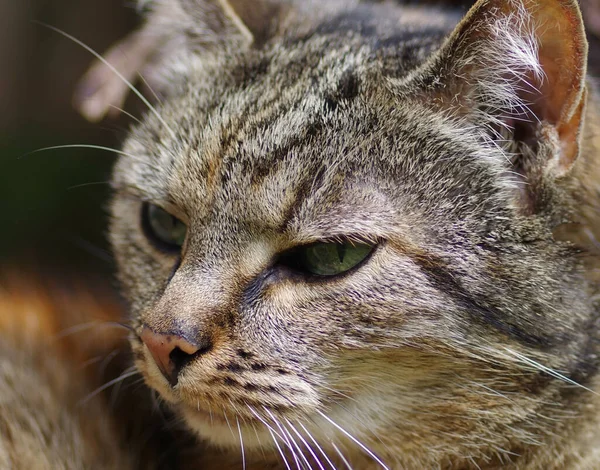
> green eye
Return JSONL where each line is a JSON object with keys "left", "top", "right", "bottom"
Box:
{"left": 142, "top": 203, "right": 187, "bottom": 252}
{"left": 282, "top": 241, "right": 374, "bottom": 277}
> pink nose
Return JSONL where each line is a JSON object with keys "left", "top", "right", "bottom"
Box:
{"left": 140, "top": 327, "right": 204, "bottom": 386}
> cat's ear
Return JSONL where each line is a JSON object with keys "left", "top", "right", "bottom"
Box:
{"left": 409, "top": 0, "right": 587, "bottom": 178}
{"left": 177, "top": 0, "right": 286, "bottom": 45}
{"left": 75, "top": 0, "right": 286, "bottom": 122}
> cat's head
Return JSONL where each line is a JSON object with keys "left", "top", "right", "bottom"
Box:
{"left": 99, "top": 0, "right": 597, "bottom": 465}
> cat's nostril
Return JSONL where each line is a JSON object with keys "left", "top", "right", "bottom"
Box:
{"left": 169, "top": 341, "right": 213, "bottom": 376}
{"left": 140, "top": 327, "right": 212, "bottom": 386}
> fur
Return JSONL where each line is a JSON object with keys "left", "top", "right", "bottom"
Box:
{"left": 6, "top": 0, "right": 600, "bottom": 468}
{"left": 0, "top": 274, "right": 134, "bottom": 469}
{"left": 105, "top": 0, "right": 600, "bottom": 468}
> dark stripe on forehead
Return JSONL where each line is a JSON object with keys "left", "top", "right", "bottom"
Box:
{"left": 213, "top": 76, "right": 360, "bottom": 192}
{"left": 192, "top": 36, "right": 365, "bottom": 173}
{"left": 209, "top": 71, "right": 312, "bottom": 173}
{"left": 278, "top": 164, "right": 327, "bottom": 234}
{"left": 324, "top": 70, "right": 361, "bottom": 114}
{"left": 249, "top": 119, "right": 324, "bottom": 188}
{"left": 229, "top": 56, "right": 272, "bottom": 88}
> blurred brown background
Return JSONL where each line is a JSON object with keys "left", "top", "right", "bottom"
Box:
{"left": 1, "top": 0, "right": 600, "bottom": 277}
{"left": 1, "top": 0, "right": 139, "bottom": 276}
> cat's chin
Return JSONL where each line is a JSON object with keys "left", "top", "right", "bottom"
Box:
{"left": 179, "top": 404, "right": 274, "bottom": 450}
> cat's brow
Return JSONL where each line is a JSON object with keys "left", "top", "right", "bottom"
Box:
{"left": 287, "top": 212, "right": 397, "bottom": 245}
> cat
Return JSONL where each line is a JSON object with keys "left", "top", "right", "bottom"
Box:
{"left": 52, "top": 0, "right": 600, "bottom": 467}
{"left": 0, "top": 273, "right": 135, "bottom": 469}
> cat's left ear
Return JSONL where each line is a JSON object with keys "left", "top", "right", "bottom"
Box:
{"left": 75, "top": 0, "right": 287, "bottom": 121}
{"left": 407, "top": 0, "right": 588, "bottom": 177}
{"left": 177, "top": 0, "right": 286, "bottom": 45}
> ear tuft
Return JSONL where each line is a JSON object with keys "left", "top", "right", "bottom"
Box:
{"left": 409, "top": 0, "right": 588, "bottom": 179}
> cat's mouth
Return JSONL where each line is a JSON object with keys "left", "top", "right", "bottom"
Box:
{"left": 133, "top": 333, "right": 328, "bottom": 448}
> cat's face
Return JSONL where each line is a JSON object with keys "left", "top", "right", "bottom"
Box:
{"left": 108, "top": 0, "right": 593, "bottom": 465}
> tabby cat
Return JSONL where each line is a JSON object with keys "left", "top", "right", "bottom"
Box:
{"left": 7, "top": 0, "right": 600, "bottom": 468}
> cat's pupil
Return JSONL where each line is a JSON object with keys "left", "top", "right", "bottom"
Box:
{"left": 337, "top": 243, "right": 346, "bottom": 262}
{"left": 287, "top": 241, "right": 374, "bottom": 277}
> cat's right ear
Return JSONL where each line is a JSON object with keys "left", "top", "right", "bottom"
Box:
{"left": 403, "top": 0, "right": 587, "bottom": 184}
{"left": 74, "top": 0, "right": 288, "bottom": 122}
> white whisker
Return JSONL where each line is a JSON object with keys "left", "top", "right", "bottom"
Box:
{"left": 331, "top": 441, "right": 353, "bottom": 470}
{"left": 247, "top": 405, "right": 292, "bottom": 470}
{"left": 53, "top": 320, "right": 131, "bottom": 340}
{"left": 267, "top": 425, "right": 293, "bottom": 470}
{"left": 286, "top": 419, "right": 326, "bottom": 470}
{"left": 246, "top": 406, "right": 284, "bottom": 441}
{"left": 111, "top": 375, "right": 145, "bottom": 407}
{"left": 78, "top": 369, "right": 139, "bottom": 405}
{"left": 207, "top": 401, "right": 214, "bottom": 425}
{"left": 280, "top": 421, "right": 312, "bottom": 470}
{"left": 37, "top": 22, "right": 177, "bottom": 140}
{"left": 108, "top": 104, "right": 143, "bottom": 125}
{"left": 236, "top": 416, "right": 247, "bottom": 470}
{"left": 298, "top": 421, "right": 337, "bottom": 470}
{"left": 99, "top": 349, "right": 123, "bottom": 377}
{"left": 79, "top": 355, "right": 105, "bottom": 369}
{"left": 319, "top": 384, "right": 358, "bottom": 404}
{"left": 468, "top": 381, "right": 515, "bottom": 403}
{"left": 263, "top": 407, "right": 303, "bottom": 470}
{"left": 136, "top": 72, "right": 164, "bottom": 107}
{"left": 504, "top": 348, "right": 598, "bottom": 396}
{"left": 223, "top": 410, "right": 237, "bottom": 441}
{"left": 24, "top": 144, "right": 160, "bottom": 170}
{"left": 315, "top": 409, "right": 390, "bottom": 470}
{"left": 67, "top": 181, "right": 112, "bottom": 191}
{"left": 249, "top": 419, "right": 268, "bottom": 460}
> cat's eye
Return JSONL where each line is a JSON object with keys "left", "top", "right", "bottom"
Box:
{"left": 142, "top": 203, "right": 187, "bottom": 253}
{"left": 280, "top": 241, "right": 374, "bottom": 277}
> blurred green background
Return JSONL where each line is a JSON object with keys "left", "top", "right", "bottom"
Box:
{"left": 1, "top": 1, "right": 139, "bottom": 275}
{"left": 3, "top": 1, "right": 600, "bottom": 278}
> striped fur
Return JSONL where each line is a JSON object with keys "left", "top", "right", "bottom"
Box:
{"left": 43, "top": 0, "right": 600, "bottom": 467}
{"left": 107, "top": 0, "right": 600, "bottom": 468}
